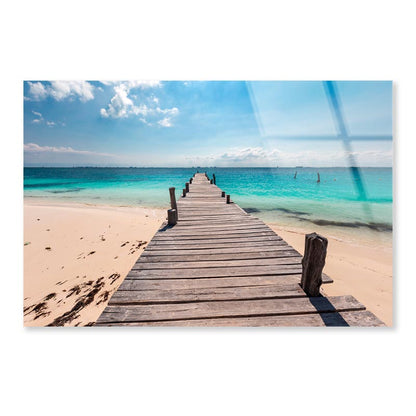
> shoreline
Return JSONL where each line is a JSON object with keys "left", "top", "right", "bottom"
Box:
{"left": 23, "top": 198, "right": 392, "bottom": 326}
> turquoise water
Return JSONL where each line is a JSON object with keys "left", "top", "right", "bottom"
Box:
{"left": 24, "top": 167, "right": 392, "bottom": 232}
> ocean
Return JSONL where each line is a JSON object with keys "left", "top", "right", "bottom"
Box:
{"left": 24, "top": 167, "right": 392, "bottom": 236}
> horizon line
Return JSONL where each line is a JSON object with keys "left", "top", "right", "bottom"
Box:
{"left": 23, "top": 165, "right": 393, "bottom": 169}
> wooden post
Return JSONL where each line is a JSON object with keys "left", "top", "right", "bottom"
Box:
{"left": 210, "top": 179, "right": 213, "bottom": 184}
{"left": 182, "top": 188, "right": 186, "bottom": 197}
{"left": 226, "top": 195, "right": 230, "bottom": 204}
{"left": 213, "top": 173, "right": 216, "bottom": 184}
{"left": 169, "top": 187, "right": 178, "bottom": 222}
{"left": 190, "top": 177, "right": 193, "bottom": 184}
{"left": 221, "top": 191, "right": 225, "bottom": 197}
{"left": 185, "top": 182, "right": 189, "bottom": 193}
{"left": 169, "top": 187, "right": 177, "bottom": 211}
{"left": 167, "top": 209, "right": 177, "bottom": 226}
{"left": 317, "top": 172, "right": 320, "bottom": 183}
{"left": 294, "top": 171, "right": 297, "bottom": 179}
{"left": 301, "top": 233, "right": 328, "bottom": 296}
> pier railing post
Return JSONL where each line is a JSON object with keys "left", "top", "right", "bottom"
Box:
{"left": 210, "top": 179, "right": 213, "bottom": 184}
{"left": 185, "top": 182, "right": 190, "bottom": 193}
{"left": 169, "top": 187, "right": 177, "bottom": 211}
{"left": 213, "top": 173, "right": 216, "bottom": 185}
{"left": 226, "top": 195, "right": 231, "bottom": 204}
{"left": 182, "top": 189, "right": 186, "bottom": 197}
{"left": 301, "top": 233, "right": 328, "bottom": 296}
{"left": 221, "top": 191, "right": 225, "bottom": 197}
{"left": 167, "top": 209, "right": 177, "bottom": 226}
{"left": 190, "top": 177, "right": 193, "bottom": 184}
{"left": 169, "top": 187, "right": 178, "bottom": 222}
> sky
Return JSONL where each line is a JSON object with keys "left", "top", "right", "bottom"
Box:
{"left": 23, "top": 80, "right": 392, "bottom": 167}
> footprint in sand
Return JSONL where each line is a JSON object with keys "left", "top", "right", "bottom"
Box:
{"left": 109, "top": 273, "right": 121, "bottom": 285}
{"left": 48, "top": 278, "right": 106, "bottom": 326}
{"left": 24, "top": 301, "right": 50, "bottom": 320}
{"left": 66, "top": 285, "right": 82, "bottom": 298}
{"left": 96, "top": 291, "right": 111, "bottom": 305}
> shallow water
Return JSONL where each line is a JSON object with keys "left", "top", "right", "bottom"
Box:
{"left": 24, "top": 167, "right": 392, "bottom": 236}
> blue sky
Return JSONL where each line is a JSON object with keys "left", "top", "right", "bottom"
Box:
{"left": 24, "top": 80, "right": 392, "bottom": 167}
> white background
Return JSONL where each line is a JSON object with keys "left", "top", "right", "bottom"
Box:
{"left": 1, "top": 1, "right": 414, "bottom": 415}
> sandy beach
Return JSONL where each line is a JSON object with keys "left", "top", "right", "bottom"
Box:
{"left": 24, "top": 200, "right": 165, "bottom": 326}
{"left": 24, "top": 199, "right": 392, "bottom": 327}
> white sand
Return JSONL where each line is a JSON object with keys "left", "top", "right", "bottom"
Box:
{"left": 24, "top": 200, "right": 165, "bottom": 326}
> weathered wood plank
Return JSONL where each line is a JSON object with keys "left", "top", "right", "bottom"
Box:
{"left": 150, "top": 236, "right": 281, "bottom": 244}
{"left": 146, "top": 240, "right": 289, "bottom": 249}
{"left": 96, "top": 295, "right": 365, "bottom": 323}
{"left": 158, "top": 226, "right": 274, "bottom": 233}
{"left": 167, "top": 222, "right": 267, "bottom": 229}
{"left": 158, "top": 232, "right": 274, "bottom": 239}
{"left": 176, "top": 217, "right": 257, "bottom": 223}
{"left": 139, "top": 250, "right": 301, "bottom": 262}
{"left": 118, "top": 275, "right": 305, "bottom": 290}
{"left": 153, "top": 234, "right": 278, "bottom": 241}
{"left": 141, "top": 245, "right": 299, "bottom": 256}
{"left": 133, "top": 257, "right": 302, "bottom": 270}
{"left": 109, "top": 283, "right": 307, "bottom": 304}
{"left": 95, "top": 310, "right": 385, "bottom": 327}
{"left": 126, "top": 264, "right": 303, "bottom": 279}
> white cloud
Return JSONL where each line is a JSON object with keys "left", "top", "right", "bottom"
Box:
{"left": 27, "top": 81, "right": 95, "bottom": 102}
{"left": 156, "top": 107, "right": 179, "bottom": 115}
{"left": 31, "top": 110, "right": 44, "bottom": 123}
{"left": 100, "top": 82, "right": 178, "bottom": 126}
{"left": 185, "top": 146, "right": 392, "bottom": 167}
{"left": 219, "top": 147, "right": 281, "bottom": 162}
{"left": 28, "top": 82, "right": 48, "bottom": 100}
{"left": 127, "top": 80, "right": 161, "bottom": 89}
{"left": 24, "top": 142, "right": 112, "bottom": 156}
{"left": 100, "top": 84, "right": 137, "bottom": 118}
{"left": 158, "top": 117, "right": 172, "bottom": 127}
{"left": 30, "top": 110, "right": 62, "bottom": 127}
{"left": 101, "top": 80, "right": 162, "bottom": 89}
{"left": 49, "top": 81, "right": 94, "bottom": 102}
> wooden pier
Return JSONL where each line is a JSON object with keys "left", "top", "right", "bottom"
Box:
{"left": 96, "top": 173, "right": 384, "bottom": 326}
